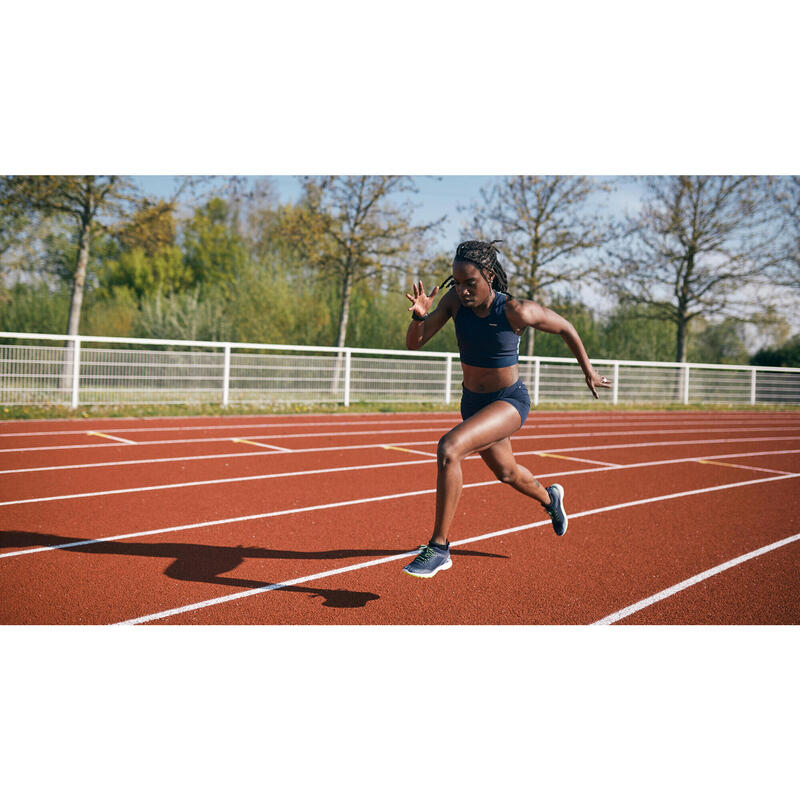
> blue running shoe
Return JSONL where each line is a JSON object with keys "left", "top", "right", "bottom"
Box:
{"left": 402, "top": 542, "right": 453, "bottom": 578}
{"left": 545, "top": 484, "right": 568, "bottom": 536}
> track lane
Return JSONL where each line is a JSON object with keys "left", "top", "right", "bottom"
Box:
{"left": 4, "top": 447, "right": 797, "bottom": 544}
{"left": 3, "top": 411, "right": 799, "bottom": 625}
{"left": 610, "top": 541, "right": 800, "bottom": 624}
{"left": 2, "top": 457, "right": 798, "bottom": 624}
{"left": 3, "top": 422, "right": 799, "bottom": 476}
{"left": 138, "top": 478, "right": 800, "bottom": 625}
{"left": 4, "top": 442, "right": 800, "bottom": 507}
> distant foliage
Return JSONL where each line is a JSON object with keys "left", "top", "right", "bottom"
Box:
{"left": 751, "top": 335, "right": 800, "bottom": 367}
{"left": 0, "top": 282, "right": 70, "bottom": 334}
{"left": 182, "top": 198, "right": 251, "bottom": 291}
{"left": 99, "top": 245, "right": 192, "bottom": 299}
{"left": 2, "top": 176, "right": 796, "bottom": 365}
{"left": 134, "top": 289, "right": 233, "bottom": 342}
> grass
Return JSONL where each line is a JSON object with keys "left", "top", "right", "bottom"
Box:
{"left": 2, "top": 400, "right": 800, "bottom": 421}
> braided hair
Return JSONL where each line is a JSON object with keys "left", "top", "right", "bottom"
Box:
{"left": 440, "top": 239, "right": 512, "bottom": 297}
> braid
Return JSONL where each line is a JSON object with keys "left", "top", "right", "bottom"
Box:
{"left": 440, "top": 239, "right": 513, "bottom": 297}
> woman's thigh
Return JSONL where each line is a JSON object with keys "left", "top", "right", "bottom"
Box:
{"left": 441, "top": 400, "right": 522, "bottom": 460}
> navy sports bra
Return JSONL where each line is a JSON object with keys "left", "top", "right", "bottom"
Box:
{"left": 454, "top": 292, "right": 520, "bottom": 368}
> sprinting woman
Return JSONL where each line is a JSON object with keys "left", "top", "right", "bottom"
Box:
{"left": 402, "top": 240, "right": 612, "bottom": 578}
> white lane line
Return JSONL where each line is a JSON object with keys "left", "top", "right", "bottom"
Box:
{"left": 232, "top": 438, "right": 292, "bottom": 452}
{"left": 3, "top": 415, "right": 797, "bottom": 437}
{"left": 3, "top": 446, "right": 799, "bottom": 508}
{"left": 695, "top": 459, "right": 795, "bottom": 476}
{"left": 0, "top": 457, "right": 434, "bottom": 507}
{"left": 1, "top": 424, "right": 798, "bottom": 454}
{"left": 0, "top": 417, "right": 463, "bottom": 437}
{"left": 536, "top": 452, "right": 619, "bottom": 467}
{"left": 113, "top": 473, "right": 800, "bottom": 625}
{"left": 87, "top": 431, "right": 135, "bottom": 445}
{"left": 0, "top": 425, "right": 452, "bottom": 453}
{"left": 0, "top": 484, "right": 447, "bottom": 559}
{"left": 3, "top": 468, "right": 798, "bottom": 565}
{"left": 592, "top": 533, "right": 800, "bottom": 625}
{"left": 3, "top": 434, "right": 800, "bottom": 479}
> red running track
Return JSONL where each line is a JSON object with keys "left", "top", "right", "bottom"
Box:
{"left": 1, "top": 410, "right": 799, "bottom": 625}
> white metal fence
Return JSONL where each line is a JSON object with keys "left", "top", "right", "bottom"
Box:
{"left": 2, "top": 331, "right": 800, "bottom": 408}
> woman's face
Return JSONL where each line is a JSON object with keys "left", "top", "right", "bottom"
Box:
{"left": 452, "top": 260, "right": 493, "bottom": 307}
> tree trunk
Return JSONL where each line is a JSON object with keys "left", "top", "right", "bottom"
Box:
{"left": 524, "top": 269, "right": 539, "bottom": 384}
{"left": 330, "top": 269, "right": 354, "bottom": 397}
{"left": 675, "top": 314, "right": 688, "bottom": 402}
{"left": 524, "top": 327, "right": 535, "bottom": 386}
{"left": 62, "top": 217, "right": 91, "bottom": 393}
{"left": 336, "top": 269, "right": 353, "bottom": 350}
{"left": 67, "top": 220, "right": 91, "bottom": 337}
{"left": 675, "top": 315, "right": 688, "bottom": 363}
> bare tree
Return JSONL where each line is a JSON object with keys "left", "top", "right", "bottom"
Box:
{"left": 771, "top": 175, "right": 800, "bottom": 285}
{"left": 604, "top": 176, "right": 778, "bottom": 363}
{"left": 293, "top": 176, "right": 443, "bottom": 348}
{"left": 461, "top": 175, "right": 619, "bottom": 356}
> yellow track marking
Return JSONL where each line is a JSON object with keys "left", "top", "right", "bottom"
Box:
{"left": 382, "top": 445, "right": 434, "bottom": 457}
{"left": 536, "top": 451, "right": 618, "bottom": 467}
{"left": 87, "top": 431, "right": 134, "bottom": 444}
{"left": 698, "top": 459, "right": 751, "bottom": 469}
{"left": 232, "top": 438, "right": 290, "bottom": 451}
{"left": 695, "top": 458, "right": 792, "bottom": 476}
{"left": 537, "top": 451, "right": 575, "bottom": 461}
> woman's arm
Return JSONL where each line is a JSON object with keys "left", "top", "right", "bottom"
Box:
{"left": 507, "top": 299, "right": 612, "bottom": 399}
{"left": 405, "top": 282, "right": 456, "bottom": 350}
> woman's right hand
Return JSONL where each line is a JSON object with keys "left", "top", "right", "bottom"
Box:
{"left": 405, "top": 280, "right": 439, "bottom": 318}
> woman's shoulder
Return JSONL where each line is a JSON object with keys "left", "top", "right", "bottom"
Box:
{"left": 503, "top": 296, "right": 546, "bottom": 332}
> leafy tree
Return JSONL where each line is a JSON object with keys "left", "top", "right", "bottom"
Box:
{"left": 116, "top": 199, "right": 178, "bottom": 256}
{"left": 604, "top": 176, "right": 779, "bottom": 362}
{"left": 0, "top": 176, "right": 160, "bottom": 337}
{"left": 134, "top": 288, "right": 233, "bottom": 342}
{"left": 99, "top": 246, "right": 191, "bottom": 299}
{"left": 751, "top": 334, "right": 800, "bottom": 367}
{"left": 601, "top": 303, "right": 677, "bottom": 362}
{"left": 81, "top": 286, "right": 139, "bottom": 338}
{"left": 461, "top": 176, "right": 619, "bottom": 356}
{"left": 182, "top": 197, "right": 252, "bottom": 292}
{"left": 0, "top": 281, "right": 70, "bottom": 335}
{"left": 688, "top": 317, "right": 750, "bottom": 365}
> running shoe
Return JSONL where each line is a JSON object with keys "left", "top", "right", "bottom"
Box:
{"left": 402, "top": 542, "right": 452, "bottom": 578}
{"left": 545, "top": 484, "right": 568, "bottom": 536}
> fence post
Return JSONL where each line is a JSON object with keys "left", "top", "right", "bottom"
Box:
{"left": 533, "top": 358, "right": 540, "bottom": 406}
{"left": 445, "top": 355, "right": 452, "bottom": 405}
{"left": 750, "top": 367, "right": 757, "bottom": 405}
{"left": 222, "top": 345, "right": 231, "bottom": 407}
{"left": 343, "top": 349, "right": 352, "bottom": 407}
{"left": 70, "top": 338, "right": 81, "bottom": 409}
{"left": 612, "top": 362, "right": 619, "bottom": 405}
{"left": 683, "top": 364, "right": 690, "bottom": 404}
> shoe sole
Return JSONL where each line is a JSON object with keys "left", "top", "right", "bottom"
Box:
{"left": 551, "top": 483, "right": 568, "bottom": 536}
{"left": 402, "top": 558, "right": 453, "bottom": 578}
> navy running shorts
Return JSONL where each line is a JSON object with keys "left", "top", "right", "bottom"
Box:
{"left": 460, "top": 378, "right": 531, "bottom": 426}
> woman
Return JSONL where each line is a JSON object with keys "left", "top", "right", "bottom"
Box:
{"left": 402, "top": 240, "right": 612, "bottom": 578}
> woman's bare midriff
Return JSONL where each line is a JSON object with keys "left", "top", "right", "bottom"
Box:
{"left": 461, "top": 362, "right": 519, "bottom": 393}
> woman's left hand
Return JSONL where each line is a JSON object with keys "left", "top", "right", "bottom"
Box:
{"left": 585, "top": 369, "right": 612, "bottom": 399}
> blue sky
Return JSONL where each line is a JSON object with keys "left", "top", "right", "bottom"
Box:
{"left": 133, "top": 175, "right": 644, "bottom": 251}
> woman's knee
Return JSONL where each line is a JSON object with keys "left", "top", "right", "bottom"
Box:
{"left": 437, "top": 434, "right": 465, "bottom": 468}
{"left": 494, "top": 465, "right": 517, "bottom": 484}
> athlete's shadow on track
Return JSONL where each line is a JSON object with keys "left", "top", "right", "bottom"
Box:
{"left": 1, "top": 531, "right": 508, "bottom": 609}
